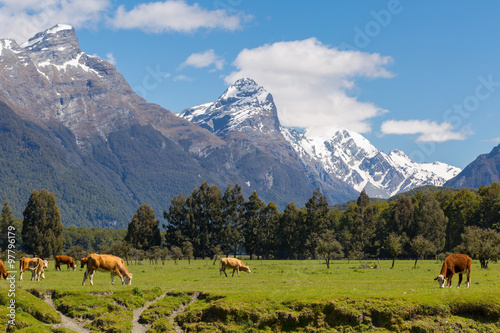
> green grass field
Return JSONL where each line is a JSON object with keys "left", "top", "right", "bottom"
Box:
{"left": 1, "top": 259, "right": 499, "bottom": 332}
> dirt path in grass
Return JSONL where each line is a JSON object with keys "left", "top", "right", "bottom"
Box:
{"left": 132, "top": 292, "right": 168, "bottom": 333}
{"left": 42, "top": 290, "right": 200, "bottom": 333}
{"left": 168, "top": 292, "right": 201, "bottom": 333}
{"left": 43, "top": 291, "right": 90, "bottom": 333}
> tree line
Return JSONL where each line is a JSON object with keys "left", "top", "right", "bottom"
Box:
{"left": 1, "top": 183, "right": 499, "bottom": 268}
{"left": 162, "top": 182, "right": 500, "bottom": 268}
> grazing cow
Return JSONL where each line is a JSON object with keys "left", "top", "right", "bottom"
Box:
{"left": 80, "top": 257, "right": 88, "bottom": 268}
{"left": 19, "top": 257, "right": 48, "bottom": 281}
{"left": 82, "top": 254, "right": 132, "bottom": 286}
{"left": 55, "top": 255, "right": 77, "bottom": 271}
{"left": 0, "top": 260, "right": 9, "bottom": 280}
{"left": 219, "top": 258, "right": 251, "bottom": 277}
{"left": 434, "top": 254, "right": 472, "bottom": 288}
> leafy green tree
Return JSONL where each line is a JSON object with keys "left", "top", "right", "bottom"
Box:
{"left": 125, "top": 203, "right": 161, "bottom": 251}
{"left": 477, "top": 183, "right": 500, "bottom": 229}
{"left": 21, "top": 189, "right": 65, "bottom": 257}
{"left": 457, "top": 226, "right": 500, "bottom": 269}
{"left": 410, "top": 235, "right": 436, "bottom": 269}
{"left": 110, "top": 241, "right": 131, "bottom": 262}
{"left": 385, "top": 233, "right": 405, "bottom": 268}
{"left": 442, "top": 190, "right": 480, "bottom": 251}
{"left": 182, "top": 240, "right": 194, "bottom": 264}
{"left": 389, "top": 195, "right": 414, "bottom": 236}
{"left": 170, "top": 246, "right": 183, "bottom": 264}
{"left": 63, "top": 226, "right": 126, "bottom": 252}
{"left": 412, "top": 192, "right": 447, "bottom": 253}
{"left": 66, "top": 245, "right": 86, "bottom": 263}
{"left": 316, "top": 230, "right": 343, "bottom": 268}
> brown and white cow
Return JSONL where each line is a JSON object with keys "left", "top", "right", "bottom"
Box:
{"left": 55, "top": 255, "right": 77, "bottom": 271}
{"left": 0, "top": 260, "right": 9, "bottom": 280}
{"left": 219, "top": 258, "right": 251, "bottom": 277}
{"left": 19, "top": 257, "right": 48, "bottom": 281}
{"left": 82, "top": 254, "right": 132, "bottom": 286}
{"left": 434, "top": 254, "right": 472, "bottom": 288}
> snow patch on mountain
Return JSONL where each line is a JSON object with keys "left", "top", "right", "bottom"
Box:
{"left": 181, "top": 77, "right": 461, "bottom": 198}
{"left": 179, "top": 78, "right": 280, "bottom": 137}
{"left": 282, "top": 127, "right": 461, "bottom": 197}
{"left": 36, "top": 52, "right": 100, "bottom": 76}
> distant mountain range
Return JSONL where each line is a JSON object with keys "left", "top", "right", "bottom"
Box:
{"left": 181, "top": 79, "right": 460, "bottom": 199}
{"left": 0, "top": 24, "right": 493, "bottom": 228}
{"left": 445, "top": 144, "right": 500, "bottom": 188}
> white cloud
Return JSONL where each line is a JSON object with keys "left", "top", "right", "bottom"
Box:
{"left": 0, "top": 0, "right": 110, "bottom": 42}
{"left": 173, "top": 75, "right": 194, "bottom": 82}
{"left": 105, "top": 52, "right": 116, "bottom": 65}
{"left": 225, "top": 38, "right": 393, "bottom": 133}
{"left": 482, "top": 137, "right": 500, "bottom": 145}
{"left": 180, "top": 49, "right": 224, "bottom": 71}
{"left": 110, "top": 0, "right": 249, "bottom": 33}
{"left": 380, "top": 120, "right": 470, "bottom": 142}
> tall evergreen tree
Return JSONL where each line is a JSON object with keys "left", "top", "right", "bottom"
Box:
{"left": 256, "top": 202, "right": 280, "bottom": 259}
{"left": 125, "top": 203, "right": 161, "bottom": 251}
{"left": 163, "top": 194, "right": 190, "bottom": 248}
{"left": 0, "top": 201, "right": 15, "bottom": 251}
{"left": 220, "top": 184, "right": 245, "bottom": 256}
{"left": 21, "top": 189, "right": 65, "bottom": 257}
{"left": 304, "top": 188, "right": 329, "bottom": 259}
{"left": 389, "top": 195, "right": 414, "bottom": 236}
{"left": 243, "top": 191, "right": 264, "bottom": 259}
{"left": 276, "top": 202, "right": 304, "bottom": 259}
{"left": 342, "top": 190, "right": 376, "bottom": 260}
{"left": 191, "top": 182, "right": 222, "bottom": 259}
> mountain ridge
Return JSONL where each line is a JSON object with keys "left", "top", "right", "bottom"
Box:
{"left": 182, "top": 78, "right": 461, "bottom": 199}
{"left": 445, "top": 144, "right": 500, "bottom": 187}
{"left": 0, "top": 25, "right": 359, "bottom": 227}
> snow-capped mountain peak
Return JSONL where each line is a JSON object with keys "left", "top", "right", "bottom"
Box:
{"left": 282, "top": 127, "right": 461, "bottom": 198}
{"left": 179, "top": 78, "right": 280, "bottom": 137}
{"left": 180, "top": 77, "right": 461, "bottom": 198}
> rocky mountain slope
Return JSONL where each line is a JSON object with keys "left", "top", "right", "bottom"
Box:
{"left": 282, "top": 128, "right": 460, "bottom": 198}
{"left": 180, "top": 78, "right": 359, "bottom": 204}
{"left": 0, "top": 25, "right": 358, "bottom": 227}
{"left": 445, "top": 144, "right": 500, "bottom": 188}
{"left": 181, "top": 79, "right": 461, "bottom": 199}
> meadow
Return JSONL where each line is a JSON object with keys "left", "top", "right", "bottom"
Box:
{"left": 1, "top": 258, "right": 499, "bottom": 332}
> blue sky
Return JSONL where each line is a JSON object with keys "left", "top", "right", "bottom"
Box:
{"left": 1, "top": 0, "right": 500, "bottom": 169}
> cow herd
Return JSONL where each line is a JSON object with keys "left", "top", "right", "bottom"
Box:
{"left": 0, "top": 254, "right": 472, "bottom": 288}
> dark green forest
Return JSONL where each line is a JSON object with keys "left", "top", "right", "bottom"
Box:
{"left": 1, "top": 182, "right": 499, "bottom": 268}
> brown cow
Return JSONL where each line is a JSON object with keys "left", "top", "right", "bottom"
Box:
{"left": 434, "top": 254, "right": 472, "bottom": 288}
{"left": 80, "top": 257, "right": 88, "bottom": 268}
{"left": 55, "top": 255, "right": 77, "bottom": 271}
{"left": 82, "top": 254, "right": 132, "bottom": 286}
{"left": 220, "top": 258, "right": 251, "bottom": 277}
{"left": 0, "top": 260, "right": 9, "bottom": 280}
{"left": 19, "top": 257, "right": 48, "bottom": 281}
